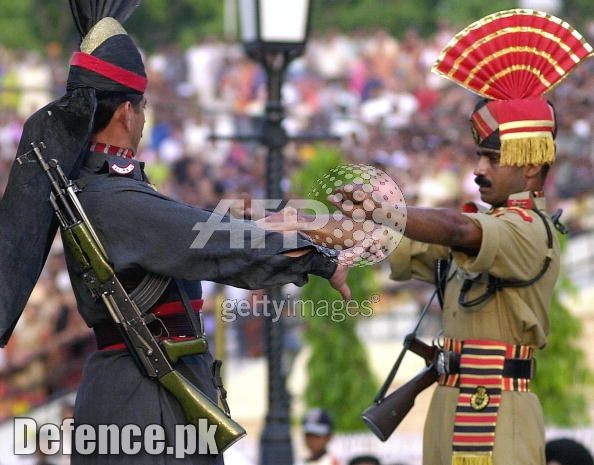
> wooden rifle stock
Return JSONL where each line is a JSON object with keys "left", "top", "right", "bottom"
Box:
{"left": 362, "top": 364, "right": 438, "bottom": 441}
{"left": 362, "top": 336, "right": 439, "bottom": 441}
{"left": 406, "top": 335, "right": 437, "bottom": 366}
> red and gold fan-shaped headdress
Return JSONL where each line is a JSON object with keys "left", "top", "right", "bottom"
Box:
{"left": 432, "top": 9, "right": 593, "bottom": 166}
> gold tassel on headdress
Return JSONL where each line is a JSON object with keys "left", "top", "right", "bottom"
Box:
{"left": 500, "top": 134, "right": 556, "bottom": 167}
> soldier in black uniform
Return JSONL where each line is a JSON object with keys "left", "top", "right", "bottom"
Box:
{"left": 0, "top": 2, "right": 351, "bottom": 464}
{"left": 69, "top": 96, "right": 348, "bottom": 465}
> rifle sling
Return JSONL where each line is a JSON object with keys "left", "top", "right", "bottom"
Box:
{"left": 174, "top": 278, "right": 204, "bottom": 338}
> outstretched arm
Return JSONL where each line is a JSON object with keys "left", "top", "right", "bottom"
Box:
{"left": 404, "top": 207, "right": 482, "bottom": 255}
{"left": 81, "top": 181, "right": 349, "bottom": 295}
{"left": 327, "top": 184, "right": 483, "bottom": 256}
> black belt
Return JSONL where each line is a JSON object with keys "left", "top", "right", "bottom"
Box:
{"left": 437, "top": 350, "right": 535, "bottom": 379}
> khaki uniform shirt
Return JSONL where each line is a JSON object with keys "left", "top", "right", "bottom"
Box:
{"left": 389, "top": 192, "right": 560, "bottom": 465}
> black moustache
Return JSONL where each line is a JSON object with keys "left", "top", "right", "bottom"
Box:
{"left": 475, "top": 176, "right": 492, "bottom": 188}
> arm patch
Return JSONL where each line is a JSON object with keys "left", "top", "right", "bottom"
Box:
{"left": 493, "top": 207, "right": 533, "bottom": 223}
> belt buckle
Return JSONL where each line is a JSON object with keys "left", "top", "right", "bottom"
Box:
{"left": 436, "top": 350, "right": 450, "bottom": 376}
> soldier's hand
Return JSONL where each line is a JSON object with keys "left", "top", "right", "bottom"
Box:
{"left": 256, "top": 205, "right": 390, "bottom": 271}
{"left": 329, "top": 237, "right": 388, "bottom": 300}
{"left": 228, "top": 192, "right": 253, "bottom": 219}
{"left": 328, "top": 175, "right": 402, "bottom": 224}
{"left": 253, "top": 206, "right": 303, "bottom": 231}
{"left": 328, "top": 263, "right": 351, "bottom": 301}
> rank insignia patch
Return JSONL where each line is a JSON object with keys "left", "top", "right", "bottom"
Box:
{"left": 109, "top": 161, "right": 135, "bottom": 177}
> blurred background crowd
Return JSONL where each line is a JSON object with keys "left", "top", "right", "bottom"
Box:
{"left": 0, "top": 16, "right": 594, "bottom": 464}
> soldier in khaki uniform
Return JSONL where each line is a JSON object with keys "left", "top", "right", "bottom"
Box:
{"left": 390, "top": 191, "right": 558, "bottom": 465}
{"left": 249, "top": 10, "right": 592, "bottom": 465}
{"left": 386, "top": 10, "right": 592, "bottom": 465}
{"left": 330, "top": 10, "right": 592, "bottom": 465}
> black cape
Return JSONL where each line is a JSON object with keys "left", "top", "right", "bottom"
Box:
{"left": 0, "top": 89, "right": 96, "bottom": 346}
{"left": 0, "top": 0, "right": 144, "bottom": 346}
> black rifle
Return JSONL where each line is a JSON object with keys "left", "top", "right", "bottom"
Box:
{"left": 22, "top": 142, "right": 246, "bottom": 453}
{"left": 362, "top": 290, "right": 439, "bottom": 441}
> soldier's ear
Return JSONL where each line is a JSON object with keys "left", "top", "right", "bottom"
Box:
{"left": 119, "top": 101, "right": 134, "bottom": 130}
{"left": 112, "top": 101, "right": 130, "bottom": 126}
{"left": 523, "top": 164, "right": 542, "bottom": 179}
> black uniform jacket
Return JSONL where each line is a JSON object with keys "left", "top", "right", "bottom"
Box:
{"left": 66, "top": 150, "right": 338, "bottom": 465}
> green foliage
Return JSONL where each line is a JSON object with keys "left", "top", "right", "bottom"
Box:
{"left": 0, "top": 0, "right": 38, "bottom": 50}
{"left": 292, "top": 145, "right": 379, "bottom": 432}
{"left": 127, "top": 0, "right": 224, "bottom": 51}
{"left": 0, "top": 0, "right": 224, "bottom": 53}
{"left": 436, "top": 0, "right": 516, "bottom": 29}
{"left": 312, "top": 0, "right": 440, "bottom": 37}
{"left": 563, "top": 0, "right": 594, "bottom": 30}
{"left": 31, "top": 1, "right": 75, "bottom": 48}
{"left": 1, "top": 1, "right": 594, "bottom": 53}
{"left": 531, "top": 234, "right": 593, "bottom": 426}
{"left": 311, "top": 0, "right": 594, "bottom": 37}
{"left": 0, "top": 1, "right": 76, "bottom": 51}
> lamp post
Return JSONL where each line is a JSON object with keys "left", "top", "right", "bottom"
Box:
{"left": 517, "top": 0, "right": 562, "bottom": 13}
{"left": 238, "top": 1, "right": 312, "bottom": 464}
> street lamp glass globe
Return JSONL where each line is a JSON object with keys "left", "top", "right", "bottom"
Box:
{"left": 239, "top": 0, "right": 311, "bottom": 47}
{"left": 260, "top": 0, "right": 309, "bottom": 43}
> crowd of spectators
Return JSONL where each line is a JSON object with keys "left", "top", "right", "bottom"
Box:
{"left": 1, "top": 24, "right": 594, "bottom": 420}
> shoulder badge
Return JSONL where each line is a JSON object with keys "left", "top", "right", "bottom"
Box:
{"left": 507, "top": 197, "right": 533, "bottom": 209}
{"left": 461, "top": 202, "right": 489, "bottom": 214}
{"left": 493, "top": 206, "right": 533, "bottom": 223}
{"left": 109, "top": 160, "right": 136, "bottom": 177}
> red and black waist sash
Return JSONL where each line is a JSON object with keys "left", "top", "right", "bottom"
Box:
{"left": 439, "top": 338, "right": 536, "bottom": 465}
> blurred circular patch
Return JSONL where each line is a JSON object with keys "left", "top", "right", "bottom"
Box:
{"left": 310, "top": 164, "right": 407, "bottom": 268}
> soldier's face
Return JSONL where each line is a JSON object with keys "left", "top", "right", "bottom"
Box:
{"left": 473, "top": 148, "right": 526, "bottom": 207}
